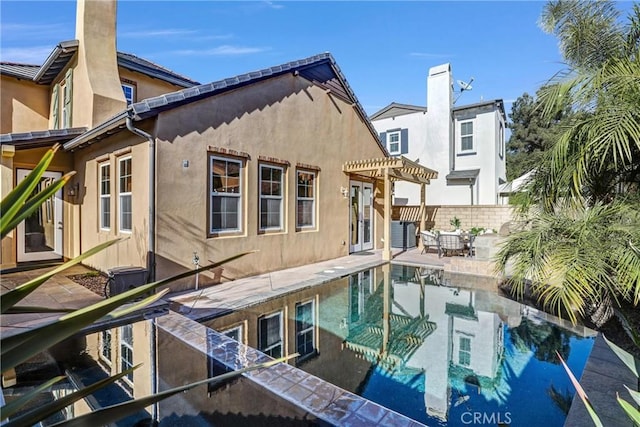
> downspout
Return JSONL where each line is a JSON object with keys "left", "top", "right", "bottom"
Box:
{"left": 125, "top": 115, "right": 158, "bottom": 421}
{"left": 125, "top": 115, "right": 156, "bottom": 283}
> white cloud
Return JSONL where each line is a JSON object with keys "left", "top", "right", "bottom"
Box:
{"left": 0, "top": 46, "right": 52, "bottom": 64}
{"left": 119, "top": 29, "right": 199, "bottom": 38}
{"left": 263, "top": 1, "right": 284, "bottom": 9}
{"left": 1, "top": 23, "right": 69, "bottom": 40}
{"left": 171, "top": 45, "right": 270, "bottom": 56}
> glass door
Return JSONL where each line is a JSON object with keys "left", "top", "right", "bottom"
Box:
{"left": 16, "top": 169, "right": 63, "bottom": 262}
{"left": 349, "top": 181, "right": 373, "bottom": 253}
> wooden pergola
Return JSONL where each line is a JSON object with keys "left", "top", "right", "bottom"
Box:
{"left": 343, "top": 156, "right": 438, "bottom": 261}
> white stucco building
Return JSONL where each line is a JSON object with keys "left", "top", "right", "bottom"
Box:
{"left": 371, "top": 64, "right": 507, "bottom": 205}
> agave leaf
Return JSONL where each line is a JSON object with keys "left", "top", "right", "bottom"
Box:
{"left": 616, "top": 393, "right": 640, "bottom": 424}
{"left": 556, "top": 351, "right": 603, "bottom": 427}
{"left": 4, "top": 306, "right": 75, "bottom": 314}
{"left": 0, "top": 144, "right": 59, "bottom": 237}
{"left": 4, "top": 366, "right": 139, "bottom": 427}
{"left": 0, "top": 375, "right": 65, "bottom": 420}
{"left": 51, "top": 355, "right": 292, "bottom": 427}
{"left": 1, "top": 252, "right": 256, "bottom": 373}
{"left": 603, "top": 335, "right": 639, "bottom": 377}
{"left": 1, "top": 172, "right": 76, "bottom": 237}
{"left": 1, "top": 238, "right": 122, "bottom": 315}
{"left": 624, "top": 385, "right": 640, "bottom": 407}
{"left": 107, "top": 289, "right": 169, "bottom": 319}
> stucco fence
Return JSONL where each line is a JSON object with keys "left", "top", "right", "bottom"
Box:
{"left": 391, "top": 205, "right": 514, "bottom": 233}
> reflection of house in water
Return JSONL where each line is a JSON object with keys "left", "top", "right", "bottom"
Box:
{"left": 344, "top": 265, "right": 509, "bottom": 423}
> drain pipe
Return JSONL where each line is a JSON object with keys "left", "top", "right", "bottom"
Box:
{"left": 125, "top": 115, "right": 156, "bottom": 283}
{"left": 126, "top": 115, "right": 158, "bottom": 422}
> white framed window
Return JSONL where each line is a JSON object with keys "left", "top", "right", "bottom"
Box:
{"left": 258, "top": 311, "right": 283, "bottom": 358}
{"left": 118, "top": 157, "right": 132, "bottom": 233}
{"left": 221, "top": 324, "right": 244, "bottom": 343}
{"left": 259, "top": 164, "right": 283, "bottom": 231}
{"left": 210, "top": 156, "right": 242, "bottom": 233}
{"left": 99, "top": 163, "right": 111, "bottom": 230}
{"left": 120, "top": 324, "right": 134, "bottom": 384}
{"left": 499, "top": 122, "right": 504, "bottom": 158}
{"left": 100, "top": 329, "right": 112, "bottom": 365}
{"left": 295, "top": 300, "right": 315, "bottom": 359}
{"left": 459, "top": 336, "right": 471, "bottom": 366}
{"left": 460, "top": 121, "right": 474, "bottom": 152}
{"left": 122, "top": 83, "right": 135, "bottom": 105}
{"left": 388, "top": 130, "right": 401, "bottom": 155}
{"left": 296, "top": 170, "right": 315, "bottom": 229}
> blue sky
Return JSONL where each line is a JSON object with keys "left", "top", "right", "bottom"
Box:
{"left": 0, "top": 1, "right": 634, "bottom": 118}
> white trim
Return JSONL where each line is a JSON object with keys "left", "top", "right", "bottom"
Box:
{"left": 387, "top": 130, "right": 401, "bottom": 155}
{"left": 121, "top": 83, "right": 135, "bottom": 105}
{"left": 259, "top": 164, "right": 284, "bottom": 231}
{"left": 118, "top": 157, "right": 132, "bottom": 233}
{"left": 209, "top": 155, "right": 243, "bottom": 234}
{"left": 119, "top": 324, "right": 134, "bottom": 386}
{"left": 296, "top": 170, "right": 316, "bottom": 229}
{"left": 258, "top": 311, "right": 283, "bottom": 357}
{"left": 99, "top": 162, "right": 111, "bottom": 231}
{"left": 295, "top": 300, "right": 316, "bottom": 359}
{"left": 99, "top": 329, "right": 113, "bottom": 367}
{"left": 459, "top": 120, "right": 474, "bottom": 153}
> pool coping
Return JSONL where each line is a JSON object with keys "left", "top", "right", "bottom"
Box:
{"left": 156, "top": 312, "right": 426, "bottom": 426}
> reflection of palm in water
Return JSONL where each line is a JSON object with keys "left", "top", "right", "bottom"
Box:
{"left": 509, "top": 317, "right": 573, "bottom": 363}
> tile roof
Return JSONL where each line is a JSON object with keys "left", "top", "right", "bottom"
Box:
{"left": 64, "top": 52, "right": 387, "bottom": 156}
{"left": 0, "top": 127, "right": 88, "bottom": 149}
{"left": 0, "top": 42, "right": 199, "bottom": 88}
{"left": 369, "top": 102, "right": 428, "bottom": 121}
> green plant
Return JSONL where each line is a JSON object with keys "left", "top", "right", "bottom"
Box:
{"left": 469, "top": 227, "right": 485, "bottom": 236}
{"left": 0, "top": 146, "right": 279, "bottom": 426}
{"left": 450, "top": 216, "right": 461, "bottom": 230}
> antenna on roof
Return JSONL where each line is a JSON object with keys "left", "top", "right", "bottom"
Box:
{"left": 454, "top": 77, "right": 474, "bottom": 104}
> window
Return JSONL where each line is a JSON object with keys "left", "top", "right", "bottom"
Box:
{"left": 259, "top": 165, "right": 283, "bottom": 231}
{"left": 100, "top": 329, "right": 112, "bottom": 364}
{"left": 210, "top": 156, "right": 242, "bottom": 233}
{"left": 118, "top": 157, "right": 132, "bottom": 232}
{"left": 99, "top": 163, "right": 111, "bottom": 230}
{"left": 388, "top": 131, "right": 401, "bottom": 155}
{"left": 296, "top": 170, "right": 315, "bottom": 228}
{"left": 120, "top": 324, "right": 134, "bottom": 383}
{"left": 459, "top": 336, "right": 471, "bottom": 366}
{"left": 460, "top": 121, "right": 474, "bottom": 152}
{"left": 258, "top": 312, "right": 282, "bottom": 358}
{"left": 122, "top": 83, "right": 135, "bottom": 105}
{"left": 222, "top": 324, "right": 244, "bottom": 343}
{"left": 499, "top": 122, "right": 504, "bottom": 158}
{"left": 296, "top": 301, "right": 315, "bottom": 359}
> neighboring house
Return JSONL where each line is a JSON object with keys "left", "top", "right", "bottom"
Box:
{"left": 2, "top": 0, "right": 437, "bottom": 290}
{"left": 370, "top": 63, "right": 507, "bottom": 206}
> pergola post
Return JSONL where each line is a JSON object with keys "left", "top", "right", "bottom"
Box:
{"left": 383, "top": 167, "right": 392, "bottom": 261}
{"left": 419, "top": 183, "right": 426, "bottom": 250}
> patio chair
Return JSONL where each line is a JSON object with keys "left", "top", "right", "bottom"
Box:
{"left": 420, "top": 231, "right": 439, "bottom": 255}
{"left": 437, "top": 232, "right": 466, "bottom": 257}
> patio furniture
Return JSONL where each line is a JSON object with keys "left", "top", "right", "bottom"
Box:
{"left": 420, "top": 231, "right": 439, "bottom": 255}
{"left": 438, "top": 232, "right": 467, "bottom": 257}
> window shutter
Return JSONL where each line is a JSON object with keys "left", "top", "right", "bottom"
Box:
{"left": 400, "top": 128, "right": 409, "bottom": 154}
{"left": 379, "top": 132, "right": 387, "bottom": 148}
{"left": 63, "top": 68, "right": 73, "bottom": 128}
{"left": 51, "top": 84, "right": 60, "bottom": 130}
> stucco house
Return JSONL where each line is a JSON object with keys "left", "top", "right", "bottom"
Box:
{"left": 1, "top": 0, "right": 437, "bottom": 290}
{"left": 370, "top": 63, "right": 507, "bottom": 206}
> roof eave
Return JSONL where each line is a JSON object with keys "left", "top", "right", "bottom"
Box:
{"left": 33, "top": 40, "right": 79, "bottom": 84}
{"left": 63, "top": 111, "right": 129, "bottom": 152}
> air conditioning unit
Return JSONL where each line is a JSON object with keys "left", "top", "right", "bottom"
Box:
{"left": 107, "top": 266, "right": 148, "bottom": 297}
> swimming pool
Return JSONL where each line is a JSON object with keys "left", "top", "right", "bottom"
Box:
{"left": 206, "top": 263, "right": 596, "bottom": 426}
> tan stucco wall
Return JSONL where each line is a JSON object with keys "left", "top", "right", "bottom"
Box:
{"left": 118, "top": 67, "right": 189, "bottom": 103}
{"left": 0, "top": 75, "right": 50, "bottom": 134}
{"left": 154, "top": 74, "right": 386, "bottom": 289}
{"left": 73, "top": 131, "right": 149, "bottom": 272}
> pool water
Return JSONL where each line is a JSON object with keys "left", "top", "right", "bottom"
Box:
{"left": 207, "top": 264, "right": 596, "bottom": 426}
